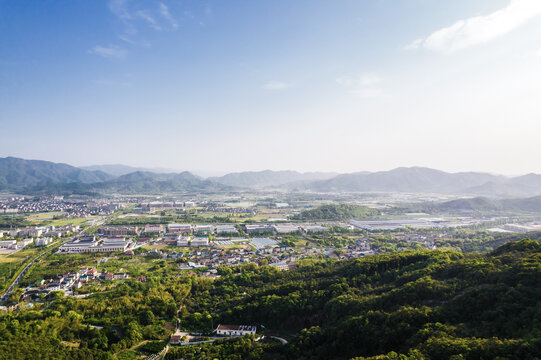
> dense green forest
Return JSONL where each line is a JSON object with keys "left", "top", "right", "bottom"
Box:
{"left": 1, "top": 240, "right": 541, "bottom": 359}
{"left": 292, "top": 204, "right": 378, "bottom": 221}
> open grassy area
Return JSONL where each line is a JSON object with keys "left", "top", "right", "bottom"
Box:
{"left": 28, "top": 212, "right": 61, "bottom": 220}
{"left": 24, "top": 212, "right": 98, "bottom": 227}
{"left": 48, "top": 217, "right": 89, "bottom": 227}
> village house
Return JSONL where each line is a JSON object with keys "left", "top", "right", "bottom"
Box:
{"left": 170, "top": 334, "right": 183, "bottom": 345}
{"left": 216, "top": 324, "right": 257, "bottom": 336}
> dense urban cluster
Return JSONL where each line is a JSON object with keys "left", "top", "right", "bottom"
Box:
{"left": 0, "top": 195, "right": 121, "bottom": 216}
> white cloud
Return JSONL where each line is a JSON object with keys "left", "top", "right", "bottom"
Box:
{"left": 107, "top": 0, "right": 179, "bottom": 41}
{"left": 537, "top": 47, "right": 541, "bottom": 58}
{"left": 134, "top": 10, "right": 161, "bottom": 31}
{"left": 262, "top": 81, "right": 294, "bottom": 90}
{"left": 108, "top": 0, "right": 131, "bottom": 21}
{"left": 88, "top": 45, "right": 126, "bottom": 59}
{"left": 403, "top": 39, "right": 423, "bottom": 51}
{"left": 159, "top": 2, "right": 179, "bottom": 29}
{"left": 336, "top": 73, "right": 383, "bottom": 98}
{"left": 411, "top": 0, "right": 541, "bottom": 53}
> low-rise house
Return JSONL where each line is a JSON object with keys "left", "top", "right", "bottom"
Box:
{"left": 34, "top": 237, "right": 54, "bottom": 246}
{"left": 93, "top": 238, "right": 132, "bottom": 253}
{"left": 273, "top": 224, "right": 300, "bottom": 234}
{"left": 216, "top": 225, "right": 238, "bottom": 234}
{"left": 143, "top": 224, "right": 164, "bottom": 235}
{"left": 0, "top": 240, "right": 17, "bottom": 249}
{"left": 216, "top": 324, "right": 256, "bottom": 336}
{"left": 177, "top": 237, "right": 190, "bottom": 247}
{"left": 191, "top": 237, "right": 209, "bottom": 247}
{"left": 47, "top": 283, "right": 61, "bottom": 292}
{"left": 302, "top": 224, "right": 329, "bottom": 233}
{"left": 87, "top": 269, "right": 98, "bottom": 278}
{"left": 168, "top": 223, "right": 192, "bottom": 234}
{"left": 137, "top": 237, "right": 153, "bottom": 245}
{"left": 58, "top": 236, "right": 99, "bottom": 253}
{"left": 245, "top": 224, "right": 274, "bottom": 234}
{"left": 170, "top": 334, "right": 183, "bottom": 345}
{"left": 194, "top": 224, "right": 214, "bottom": 235}
{"left": 269, "top": 262, "right": 290, "bottom": 271}
{"left": 44, "top": 230, "right": 64, "bottom": 237}
{"left": 99, "top": 226, "right": 139, "bottom": 236}
{"left": 64, "top": 225, "right": 80, "bottom": 233}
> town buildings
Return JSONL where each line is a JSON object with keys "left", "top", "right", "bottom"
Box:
{"left": 168, "top": 224, "right": 192, "bottom": 234}
{"left": 191, "top": 237, "right": 209, "bottom": 247}
{"left": 34, "top": 237, "right": 54, "bottom": 246}
{"left": 142, "top": 224, "right": 164, "bottom": 235}
{"left": 58, "top": 236, "right": 132, "bottom": 254}
{"left": 99, "top": 226, "right": 139, "bottom": 236}
{"left": 216, "top": 225, "right": 238, "bottom": 234}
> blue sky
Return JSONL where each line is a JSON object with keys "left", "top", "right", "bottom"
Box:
{"left": 1, "top": 0, "right": 541, "bottom": 175}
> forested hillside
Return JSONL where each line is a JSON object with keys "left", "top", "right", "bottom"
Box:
{"left": 292, "top": 204, "right": 378, "bottom": 221}
{"left": 0, "top": 157, "right": 112, "bottom": 191}
{"left": 1, "top": 240, "right": 541, "bottom": 359}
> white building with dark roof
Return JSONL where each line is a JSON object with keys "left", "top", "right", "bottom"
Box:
{"left": 216, "top": 324, "right": 256, "bottom": 336}
{"left": 216, "top": 225, "right": 238, "bottom": 234}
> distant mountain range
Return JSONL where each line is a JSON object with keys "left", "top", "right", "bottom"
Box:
{"left": 80, "top": 164, "right": 175, "bottom": 177}
{"left": 209, "top": 170, "right": 338, "bottom": 188}
{"left": 0, "top": 157, "right": 228, "bottom": 194}
{"left": 89, "top": 171, "right": 230, "bottom": 194}
{"left": 0, "top": 157, "right": 113, "bottom": 192}
{"left": 290, "top": 167, "right": 541, "bottom": 198}
{"left": 413, "top": 195, "right": 541, "bottom": 214}
{"left": 2, "top": 157, "right": 541, "bottom": 198}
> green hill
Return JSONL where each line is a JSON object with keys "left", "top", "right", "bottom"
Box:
{"left": 2, "top": 239, "right": 541, "bottom": 359}
{"left": 0, "top": 156, "right": 112, "bottom": 191}
{"left": 416, "top": 196, "right": 541, "bottom": 214}
{"left": 291, "top": 203, "right": 378, "bottom": 221}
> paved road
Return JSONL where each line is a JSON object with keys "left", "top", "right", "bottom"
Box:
{"left": 270, "top": 336, "right": 288, "bottom": 344}
{"left": 0, "top": 246, "right": 54, "bottom": 302}
{"left": 256, "top": 335, "right": 289, "bottom": 345}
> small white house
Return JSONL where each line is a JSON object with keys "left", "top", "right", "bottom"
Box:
{"left": 216, "top": 324, "right": 256, "bottom": 336}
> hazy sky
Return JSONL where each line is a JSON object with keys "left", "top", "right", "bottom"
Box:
{"left": 2, "top": 0, "right": 541, "bottom": 175}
